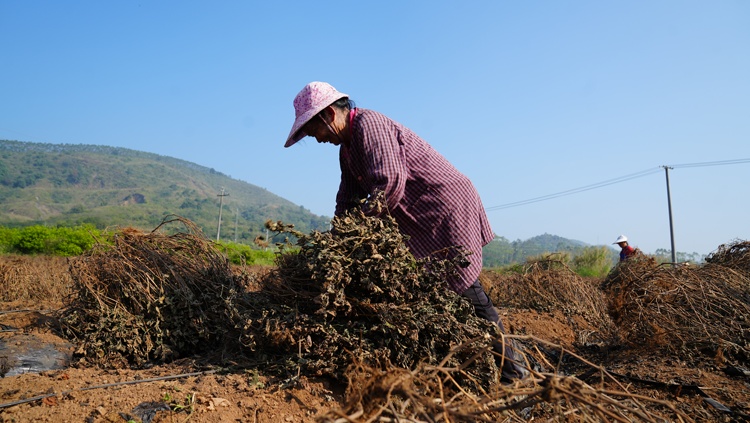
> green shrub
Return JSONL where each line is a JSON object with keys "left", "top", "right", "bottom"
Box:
{"left": 216, "top": 241, "right": 275, "bottom": 266}
{"left": 15, "top": 226, "right": 50, "bottom": 254}
{"left": 490, "top": 262, "right": 526, "bottom": 274}
{"left": 571, "top": 246, "right": 613, "bottom": 278}
{"left": 49, "top": 225, "right": 98, "bottom": 256}
{"left": 0, "top": 224, "right": 99, "bottom": 256}
{"left": 0, "top": 227, "right": 17, "bottom": 253}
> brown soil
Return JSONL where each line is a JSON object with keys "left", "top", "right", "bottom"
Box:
{"left": 2, "top": 295, "right": 749, "bottom": 422}
{"left": 0, "top": 299, "right": 345, "bottom": 423}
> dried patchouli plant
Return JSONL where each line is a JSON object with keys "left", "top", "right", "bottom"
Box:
{"left": 602, "top": 240, "right": 750, "bottom": 361}
{"left": 58, "top": 216, "right": 245, "bottom": 368}
{"left": 241, "top": 196, "right": 499, "bottom": 386}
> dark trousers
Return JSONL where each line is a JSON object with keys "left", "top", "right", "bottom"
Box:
{"left": 461, "top": 280, "right": 527, "bottom": 381}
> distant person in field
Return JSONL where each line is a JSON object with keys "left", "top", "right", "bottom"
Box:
{"left": 283, "top": 81, "right": 527, "bottom": 382}
{"left": 613, "top": 235, "right": 637, "bottom": 262}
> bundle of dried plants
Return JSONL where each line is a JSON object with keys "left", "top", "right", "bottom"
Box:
{"left": 0, "top": 255, "right": 74, "bottom": 301}
{"left": 57, "top": 216, "right": 245, "bottom": 368}
{"left": 705, "top": 239, "right": 750, "bottom": 275}
{"left": 483, "top": 258, "right": 620, "bottom": 347}
{"left": 239, "top": 205, "right": 501, "bottom": 388}
{"left": 603, "top": 244, "right": 750, "bottom": 361}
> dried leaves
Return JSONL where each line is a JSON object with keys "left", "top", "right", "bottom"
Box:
{"left": 240, "top": 207, "right": 499, "bottom": 386}
{"left": 57, "top": 207, "right": 499, "bottom": 390}
{"left": 0, "top": 255, "right": 74, "bottom": 301}
{"left": 706, "top": 239, "right": 750, "bottom": 275}
{"left": 58, "top": 216, "right": 245, "bottom": 368}
{"left": 321, "top": 338, "right": 694, "bottom": 423}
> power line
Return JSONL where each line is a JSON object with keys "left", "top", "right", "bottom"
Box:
{"left": 669, "top": 158, "right": 750, "bottom": 169}
{"left": 485, "top": 157, "right": 750, "bottom": 212}
{"left": 485, "top": 167, "right": 662, "bottom": 211}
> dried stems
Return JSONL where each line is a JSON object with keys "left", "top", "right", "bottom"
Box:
{"left": 322, "top": 335, "right": 693, "bottom": 423}
{"left": 484, "top": 259, "right": 621, "bottom": 348}
{"left": 603, "top": 242, "right": 750, "bottom": 361}
{"left": 58, "top": 215, "right": 246, "bottom": 368}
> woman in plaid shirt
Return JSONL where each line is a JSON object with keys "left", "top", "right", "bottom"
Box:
{"left": 285, "top": 81, "right": 527, "bottom": 382}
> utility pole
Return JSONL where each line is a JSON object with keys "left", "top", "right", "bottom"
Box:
{"left": 216, "top": 188, "right": 229, "bottom": 242}
{"left": 233, "top": 208, "right": 238, "bottom": 243}
{"left": 662, "top": 166, "right": 677, "bottom": 264}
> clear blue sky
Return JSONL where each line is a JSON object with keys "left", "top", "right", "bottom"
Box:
{"left": 1, "top": 1, "right": 748, "bottom": 256}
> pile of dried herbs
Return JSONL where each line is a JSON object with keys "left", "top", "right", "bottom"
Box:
{"left": 240, "top": 206, "right": 500, "bottom": 386}
{"left": 483, "top": 258, "right": 620, "bottom": 348}
{"left": 705, "top": 239, "right": 750, "bottom": 275}
{"left": 58, "top": 217, "right": 245, "bottom": 368}
{"left": 602, "top": 241, "right": 750, "bottom": 361}
{"left": 56, "top": 208, "right": 501, "bottom": 387}
{"left": 320, "top": 356, "right": 693, "bottom": 423}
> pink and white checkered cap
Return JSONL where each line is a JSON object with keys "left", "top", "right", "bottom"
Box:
{"left": 284, "top": 81, "right": 348, "bottom": 148}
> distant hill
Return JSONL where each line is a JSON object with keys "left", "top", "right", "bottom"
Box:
{"left": 0, "top": 139, "right": 611, "bottom": 264}
{"left": 0, "top": 140, "right": 330, "bottom": 243}
{"left": 482, "top": 233, "right": 617, "bottom": 268}
{"left": 519, "top": 233, "right": 589, "bottom": 251}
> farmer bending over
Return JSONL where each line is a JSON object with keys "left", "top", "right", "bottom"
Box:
{"left": 283, "top": 81, "right": 527, "bottom": 382}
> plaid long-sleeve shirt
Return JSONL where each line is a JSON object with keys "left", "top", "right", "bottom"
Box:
{"left": 334, "top": 108, "right": 493, "bottom": 294}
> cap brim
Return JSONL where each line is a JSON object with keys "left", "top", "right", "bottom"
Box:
{"left": 284, "top": 128, "right": 305, "bottom": 148}
{"left": 284, "top": 111, "right": 315, "bottom": 147}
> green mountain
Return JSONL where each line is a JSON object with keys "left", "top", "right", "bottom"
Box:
{"left": 0, "top": 140, "right": 330, "bottom": 243}
{"left": 482, "top": 233, "right": 612, "bottom": 268}
{"left": 517, "top": 233, "right": 589, "bottom": 252}
{"left": 1, "top": 139, "right": 616, "bottom": 264}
